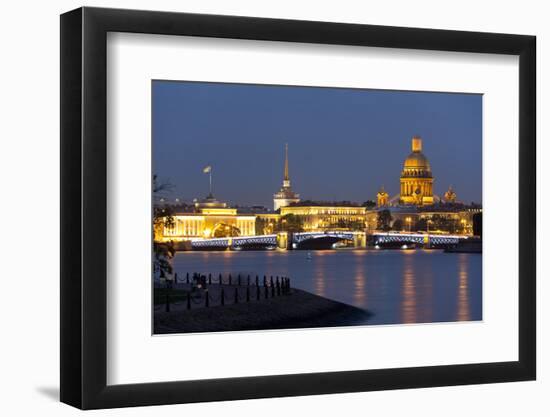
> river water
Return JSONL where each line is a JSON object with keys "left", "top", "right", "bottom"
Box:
{"left": 172, "top": 249, "right": 482, "bottom": 326}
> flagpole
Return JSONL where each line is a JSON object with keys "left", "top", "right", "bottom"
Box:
{"left": 209, "top": 167, "right": 212, "bottom": 195}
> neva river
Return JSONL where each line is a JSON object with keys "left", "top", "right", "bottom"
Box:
{"left": 172, "top": 249, "right": 482, "bottom": 326}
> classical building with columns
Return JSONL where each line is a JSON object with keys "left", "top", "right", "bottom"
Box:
{"left": 157, "top": 194, "right": 256, "bottom": 242}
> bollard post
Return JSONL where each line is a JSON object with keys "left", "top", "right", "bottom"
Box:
{"left": 256, "top": 285, "right": 260, "bottom": 301}
{"left": 238, "top": 274, "right": 241, "bottom": 286}
{"left": 276, "top": 279, "right": 281, "bottom": 296}
{"left": 221, "top": 288, "right": 225, "bottom": 306}
{"left": 270, "top": 276, "right": 274, "bottom": 288}
{"left": 165, "top": 294, "right": 170, "bottom": 312}
{"left": 174, "top": 273, "right": 178, "bottom": 284}
{"left": 255, "top": 275, "right": 259, "bottom": 287}
{"left": 219, "top": 273, "right": 222, "bottom": 285}
{"left": 247, "top": 275, "right": 250, "bottom": 286}
{"left": 186, "top": 272, "right": 189, "bottom": 284}
{"left": 205, "top": 290, "right": 209, "bottom": 307}
{"left": 187, "top": 292, "right": 191, "bottom": 310}
{"left": 263, "top": 275, "right": 267, "bottom": 287}
{"left": 271, "top": 282, "right": 275, "bottom": 298}
{"left": 208, "top": 273, "right": 212, "bottom": 285}
{"left": 246, "top": 287, "right": 250, "bottom": 302}
{"left": 264, "top": 285, "right": 268, "bottom": 299}
{"left": 234, "top": 287, "right": 239, "bottom": 304}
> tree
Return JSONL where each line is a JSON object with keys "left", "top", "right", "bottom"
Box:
{"left": 213, "top": 223, "right": 240, "bottom": 237}
{"left": 415, "top": 218, "right": 427, "bottom": 231}
{"left": 424, "top": 215, "right": 460, "bottom": 234}
{"left": 275, "top": 214, "right": 304, "bottom": 233}
{"left": 377, "top": 209, "right": 393, "bottom": 231}
{"left": 392, "top": 219, "right": 404, "bottom": 231}
{"left": 473, "top": 212, "right": 482, "bottom": 237}
{"left": 153, "top": 175, "right": 175, "bottom": 280}
{"left": 362, "top": 200, "right": 377, "bottom": 209}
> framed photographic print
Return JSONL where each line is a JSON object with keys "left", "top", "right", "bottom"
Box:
{"left": 60, "top": 6, "right": 536, "bottom": 409}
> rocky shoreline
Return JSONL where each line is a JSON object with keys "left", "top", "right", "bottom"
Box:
{"left": 154, "top": 289, "right": 371, "bottom": 334}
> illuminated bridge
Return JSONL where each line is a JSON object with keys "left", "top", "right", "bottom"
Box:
{"left": 191, "top": 235, "right": 277, "bottom": 250}
{"left": 189, "top": 231, "right": 466, "bottom": 250}
{"left": 371, "top": 232, "right": 468, "bottom": 246}
{"left": 190, "top": 231, "right": 365, "bottom": 250}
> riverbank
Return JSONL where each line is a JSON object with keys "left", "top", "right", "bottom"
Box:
{"left": 154, "top": 289, "right": 371, "bottom": 334}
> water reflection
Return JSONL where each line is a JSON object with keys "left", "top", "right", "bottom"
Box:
{"left": 401, "top": 251, "right": 417, "bottom": 323}
{"left": 172, "top": 249, "right": 482, "bottom": 325}
{"left": 313, "top": 252, "right": 326, "bottom": 297}
{"left": 353, "top": 251, "right": 367, "bottom": 306}
{"left": 457, "top": 254, "right": 471, "bottom": 321}
{"left": 419, "top": 251, "right": 434, "bottom": 324}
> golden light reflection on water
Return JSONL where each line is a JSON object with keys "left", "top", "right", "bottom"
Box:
{"left": 313, "top": 253, "right": 326, "bottom": 297}
{"left": 457, "top": 254, "right": 471, "bottom": 321}
{"left": 401, "top": 252, "right": 417, "bottom": 323}
{"left": 419, "top": 250, "right": 434, "bottom": 323}
{"left": 353, "top": 251, "right": 367, "bottom": 306}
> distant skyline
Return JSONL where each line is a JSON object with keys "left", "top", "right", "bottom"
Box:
{"left": 153, "top": 81, "right": 482, "bottom": 208}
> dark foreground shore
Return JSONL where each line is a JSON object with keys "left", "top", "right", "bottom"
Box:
{"left": 154, "top": 289, "right": 371, "bottom": 334}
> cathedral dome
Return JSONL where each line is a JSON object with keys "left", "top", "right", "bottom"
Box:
{"left": 403, "top": 152, "right": 431, "bottom": 170}
{"left": 399, "top": 136, "right": 434, "bottom": 206}
{"left": 401, "top": 136, "right": 432, "bottom": 177}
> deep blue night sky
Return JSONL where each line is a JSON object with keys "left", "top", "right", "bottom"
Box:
{"left": 152, "top": 81, "right": 482, "bottom": 208}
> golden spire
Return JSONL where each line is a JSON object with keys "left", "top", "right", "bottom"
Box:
{"left": 284, "top": 143, "right": 289, "bottom": 182}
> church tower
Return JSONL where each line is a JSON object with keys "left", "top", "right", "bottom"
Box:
{"left": 377, "top": 185, "right": 389, "bottom": 207}
{"left": 273, "top": 144, "right": 300, "bottom": 211}
{"left": 399, "top": 136, "right": 434, "bottom": 206}
{"left": 444, "top": 185, "right": 457, "bottom": 203}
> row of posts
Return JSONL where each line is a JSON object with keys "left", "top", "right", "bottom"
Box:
{"left": 173, "top": 272, "right": 292, "bottom": 288}
{"left": 165, "top": 274, "right": 291, "bottom": 312}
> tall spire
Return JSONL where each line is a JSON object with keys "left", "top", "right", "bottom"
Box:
{"left": 274, "top": 142, "right": 300, "bottom": 211}
{"left": 284, "top": 143, "right": 289, "bottom": 182}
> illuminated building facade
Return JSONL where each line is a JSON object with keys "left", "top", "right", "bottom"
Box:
{"left": 159, "top": 195, "right": 255, "bottom": 241}
{"left": 365, "top": 206, "right": 480, "bottom": 235}
{"left": 278, "top": 205, "right": 367, "bottom": 231}
{"left": 273, "top": 144, "right": 300, "bottom": 211}
{"left": 399, "top": 136, "right": 434, "bottom": 206}
{"left": 155, "top": 134, "right": 480, "bottom": 244}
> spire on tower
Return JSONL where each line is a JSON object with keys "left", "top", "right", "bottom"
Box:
{"left": 284, "top": 143, "right": 289, "bottom": 182}
{"left": 273, "top": 143, "right": 300, "bottom": 210}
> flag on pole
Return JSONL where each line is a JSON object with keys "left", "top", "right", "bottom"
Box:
{"left": 203, "top": 165, "right": 212, "bottom": 173}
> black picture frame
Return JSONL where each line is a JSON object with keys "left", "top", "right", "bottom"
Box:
{"left": 60, "top": 6, "right": 536, "bottom": 410}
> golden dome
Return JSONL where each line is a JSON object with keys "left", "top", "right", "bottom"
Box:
{"left": 401, "top": 136, "right": 432, "bottom": 177}
{"left": 403, "top": 152, "right": 431, "bottom": 170}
